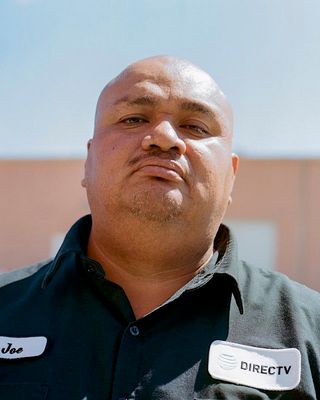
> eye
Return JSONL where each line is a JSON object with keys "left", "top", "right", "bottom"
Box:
{"left": 181, "top": 124, "right": 210, "bottom": 137}
{"left": 120, "top": 116, "right": 148, "bottom": 125}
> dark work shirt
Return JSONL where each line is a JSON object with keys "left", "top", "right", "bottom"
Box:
{"left": 0, "top": 215, "right": 319, "bottom": 399}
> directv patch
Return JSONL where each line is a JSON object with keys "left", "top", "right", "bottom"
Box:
{"left": 208, "top": 340, "right": 301, "bottom": 391}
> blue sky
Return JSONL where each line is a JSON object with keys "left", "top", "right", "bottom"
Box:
{"left": 1, "top": 0, "right": 320, "bottom": 158}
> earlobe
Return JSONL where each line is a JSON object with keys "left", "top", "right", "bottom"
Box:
{"left": 227, "top": 153, "right": 239, "bottom": 208}
{"left": 82, "top": 139, "right": 93, "bottom": 188}
{"left": 232, "top": 153, "right": 239, "bottom": 176}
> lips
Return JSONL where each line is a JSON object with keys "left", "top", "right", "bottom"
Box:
{"left": 132, "top": 158, "right": 186, "bottom": 182}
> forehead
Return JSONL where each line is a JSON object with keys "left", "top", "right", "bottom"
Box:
{"left": 98, "top": 62, "right": 231, "bottom": 120}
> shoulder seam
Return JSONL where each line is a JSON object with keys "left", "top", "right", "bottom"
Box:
{"left": 0, "top": 259, "right": 53, "bottom": 289}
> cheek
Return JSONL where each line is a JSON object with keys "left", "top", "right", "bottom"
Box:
{"left": 88, "top": 134, "right": 140, "bottom": 189}
{"left": 93, "top": 138, "right": 125, "bottom": 170}
{"left": 187, "top": 141, "right": 225, "bottom": 179}
{"left": 95, "top": 130, "right": 141, "bottom": 159}
{"left": 187, "top": 141, "right": 234, "bottom": 194}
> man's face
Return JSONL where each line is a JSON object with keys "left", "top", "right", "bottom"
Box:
{"left": 83, "top": 58, "right": 238, "bottom": 229}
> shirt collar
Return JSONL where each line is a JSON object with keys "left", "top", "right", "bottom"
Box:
{"left": 166, "top": 224, "right": 244, "bottom": 314}
{"left": 213, "top": 224, "right": 244, "bottom": 314}
{"left": 42, "top": 215, "right": 93, "bottom": 288}
{"left": 42, "top": 215, "right": 244, "bottom": 314}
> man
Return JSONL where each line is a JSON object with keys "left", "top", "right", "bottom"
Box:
{"left": 0, "top": 56, "right": 319, "bottom": 399}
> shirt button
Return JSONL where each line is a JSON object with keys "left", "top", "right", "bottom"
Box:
{"left": 129, "top": 325, "right": 140, "bottom": 336}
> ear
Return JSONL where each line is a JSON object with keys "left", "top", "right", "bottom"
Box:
{"left": 228, "top": 153, "right": 239, "bottom": 205}
{"left": 231, "top": 152, "right": 239, "bottom": 176}
{"left": 81, "top": 139, "right": 93, "bottom": 188}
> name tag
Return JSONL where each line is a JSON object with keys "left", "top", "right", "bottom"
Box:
{"left": 0, "top": 336, "right": 47, "bottom": 359}
{"left": 208, "top": 340, "right": 301, "bottom": 391}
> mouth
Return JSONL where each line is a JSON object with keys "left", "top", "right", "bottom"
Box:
{"left": 132, "top": 158, "right": 186, "bottom": 183}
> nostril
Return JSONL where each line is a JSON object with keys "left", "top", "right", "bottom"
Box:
{"left": 141, "top": 129, "right": 186, "bottom": 155}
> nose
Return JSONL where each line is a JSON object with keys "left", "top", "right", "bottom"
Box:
{"left": 141, "top": 121, "right": 186, "bottom": 155}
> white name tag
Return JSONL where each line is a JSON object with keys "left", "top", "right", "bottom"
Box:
{"left": 208, "top": 340, "right": 301, "bottom": 391}
{"left": 0, "top": 336, "right": 47, "bottom": 359}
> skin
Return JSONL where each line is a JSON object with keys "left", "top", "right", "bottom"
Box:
{"left": 82, "top": 56, "right": 239, "bottom": 318}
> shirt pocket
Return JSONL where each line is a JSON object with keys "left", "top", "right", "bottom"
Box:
{"left": 0, "top": 383, "right": 48, "bottom": 400}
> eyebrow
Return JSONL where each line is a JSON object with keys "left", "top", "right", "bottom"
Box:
{"left": 180, "top": 101, "right": 216, "bottom": 118}
{"left": 115, "top": 95, "right": 216, "bottom": 117}
{"left": 114, "top": 95, "right": 159, "bottom": 107}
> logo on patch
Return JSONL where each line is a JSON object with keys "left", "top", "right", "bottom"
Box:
{"left": 218, "top": 353, "right": 238, "bottom": 370}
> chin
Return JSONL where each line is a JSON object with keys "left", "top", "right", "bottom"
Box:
{"left": 122, "top": 189, "right": 184, "bottom": 224}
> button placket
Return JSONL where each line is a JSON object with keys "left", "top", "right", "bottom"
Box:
{"left": 110, "top": 324, "right": 143, "bottom": 399}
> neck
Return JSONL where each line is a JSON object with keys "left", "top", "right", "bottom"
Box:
{"left": 87, "top": 215, "right": 216, "bottom": 319}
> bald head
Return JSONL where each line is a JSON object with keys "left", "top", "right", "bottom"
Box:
{"left": 94, "top": 55, "right": 233, "bottom": 135}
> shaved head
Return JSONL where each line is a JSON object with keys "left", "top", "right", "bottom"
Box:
{"left": 95, "top": 55, "right": 233, "bottom": 136}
